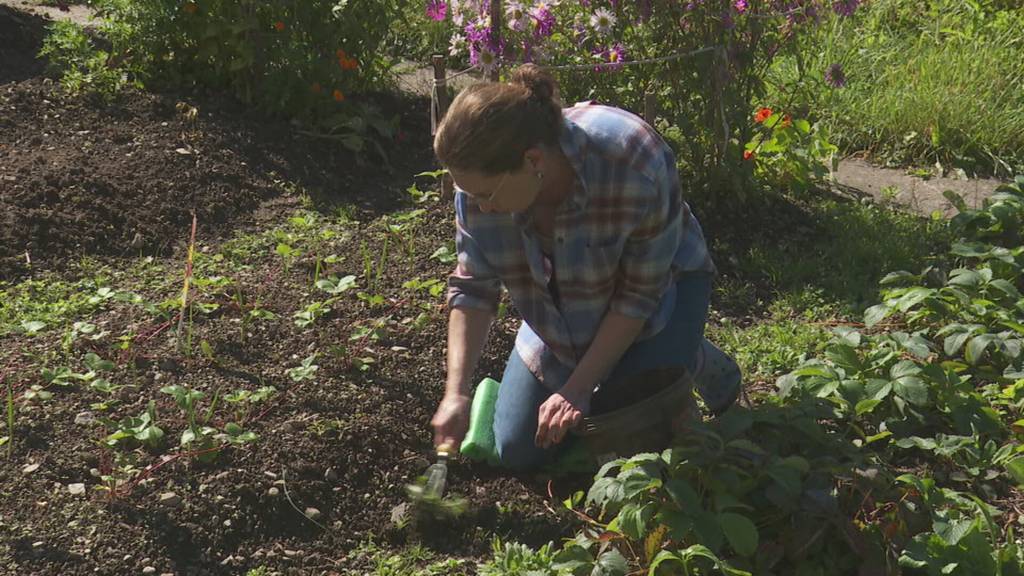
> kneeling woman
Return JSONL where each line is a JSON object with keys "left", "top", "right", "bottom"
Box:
{"left": 431, "top": 64, "right": 733, "bottom": 471}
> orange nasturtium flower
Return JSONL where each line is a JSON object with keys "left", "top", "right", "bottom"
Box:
{"left": 753, "top": 107, "right": 772, "bottom": 123}
{"left": 273, "top": 21, "right": 285, "bottom": 31}
{"left": 743, "top": 150, "right": 755, "bottom": 161}
{"left": 183, "top": 2, "right": 198, "bottom": 14}
{"left": 780, "top": 114, "right": 792, "bottom": 128}
{"left": 333, "top": 89, "right": 345, "bottom": 102}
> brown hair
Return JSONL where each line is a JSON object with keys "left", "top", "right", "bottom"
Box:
{"left": 434, "top": 64, "right": 562, "bottom": 174}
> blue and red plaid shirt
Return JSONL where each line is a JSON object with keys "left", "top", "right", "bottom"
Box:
{"left": 446, "top": 102, "right": 715, "bottom": 387}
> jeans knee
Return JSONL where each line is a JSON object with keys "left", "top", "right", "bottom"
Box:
{"left": 495, "top": 429, "right": 546, "bottom": 471}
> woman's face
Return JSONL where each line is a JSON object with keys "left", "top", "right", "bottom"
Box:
{"left": 450, "top": 156, "right": 541, "bottom": 214}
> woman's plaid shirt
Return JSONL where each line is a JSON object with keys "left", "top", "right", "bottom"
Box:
{"left": 446, "top": 102, "right": 715, "bottom": 387}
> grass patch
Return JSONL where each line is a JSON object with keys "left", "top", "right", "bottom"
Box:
{"left": 711, "top": 196, "right": 946, "bottom": 388}
{"left": 769, "top": 0, "right": 1024, "bottom": 175}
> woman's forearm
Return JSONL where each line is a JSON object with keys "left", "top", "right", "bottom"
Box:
{"left": 445, "top": 307, "right": 496, "bottom": 397}
{"left": 564, "top": 310, "right": 646, "bottom": 396}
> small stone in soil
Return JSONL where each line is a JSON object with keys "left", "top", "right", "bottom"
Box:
{"left": 142, "top": 567, "right": 156, "bottom": 574}
{"left": 158, "top": 492, "right": 182, "bottom": 507}
{"left": 22, "top": 463, "right": 40, "bottom": 474}
{"left": 304, "top": 507, "right": 322, "bottom": 520}
{"left": 267, "top": 487, "right": 279, "bottom": 497}
{"left": 68, "top": 483, "right": 86, "bottom": 495}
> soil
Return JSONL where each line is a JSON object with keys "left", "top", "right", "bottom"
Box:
{"left": 1, "top": 6, "right": 579, "bottom": 575}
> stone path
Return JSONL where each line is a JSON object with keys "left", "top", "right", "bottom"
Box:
{"left": 831, "top": 158, "right": 1005, "bottom": 218}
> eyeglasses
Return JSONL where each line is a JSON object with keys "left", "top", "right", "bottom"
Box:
{"left": 462, "top": 170, "right": 512, "bottom": 205}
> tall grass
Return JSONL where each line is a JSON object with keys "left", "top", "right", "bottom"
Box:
{"left": 769, "top": 0, "right": 1024, "bottom": 176}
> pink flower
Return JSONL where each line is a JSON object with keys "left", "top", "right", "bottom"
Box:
{"left": 734, "top": 0, "right": 747, "bottom": 13}
{"left": 426, "top": 0, "right": 447, "bottom": 21}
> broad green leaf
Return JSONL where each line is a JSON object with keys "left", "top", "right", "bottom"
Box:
{"left": 718, "top": 512, "right": 758, "bottom": 557}
{"left": 21, "top": 320, "right": 46, "bottom": 334}
{"left": 665, "top": 479, "right": 701, "bottom": 511}
{"left": 935, "top": 518, "right": 978, "bottom": 546}
{"left": 693, "top": 510, "right": 724, "bottom": 553}
{"left": 895, "top": 377, "right": 929, "bottom": 406}
{"left": 864, "top": 304, "right": 892, "bottom": 328}
{"left": 966, "top": 333, "right": 1000, "bottom": 365}
{"left": 895, "top": 287, "right": 936, "bottom": 312}
{"left": 855, "top": 398, "right": 882, "bottom": 416}
{"left": 891, "top": 360, "right": 922, "bottom": 380}
{"left": 944, "top": 331, "right": 973, "bottom": 357}
{"left": 1005, "top": 456, "right": 1024, "bottom": 487}
{"left": 592, "top": 549, "right": 627, "bottom": 576}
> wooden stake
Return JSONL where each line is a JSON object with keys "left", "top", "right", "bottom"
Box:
{"left": 431, "top": 54, "right": 455, "bottom": 201}
{"left": 644, "top": 92, "right": 658, "bottom": 128}
{"left": 489, "top": 0, "right": 502, "bottom": 81}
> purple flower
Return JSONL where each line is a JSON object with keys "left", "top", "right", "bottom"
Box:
{"left": 734, "top": 0, "right": 747, "bottom": 13}
{"left": 426, "top": 0, "right": 448, "bottom": 21}
{"left": 530, "top": 2, "right": 556, "bottom": 39}
{"left": 832, "top": 0, "right": 859, "bottom": 17}
{"left": 825, "top": 63, "right": 846, "bottom": 88}
{"left": 593, "top": 42, "right": 627, "bottom": 72}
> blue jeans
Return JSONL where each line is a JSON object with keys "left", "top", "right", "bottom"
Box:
{"left": 493, "top": 273, "right": 712, "bottom": 471}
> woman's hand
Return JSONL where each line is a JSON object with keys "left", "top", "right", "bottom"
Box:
{"left": 535, "top": 386, "right": 592, "bottom": 449}
{"left": 432, "top": 393, "right": 471, "bottom": 450}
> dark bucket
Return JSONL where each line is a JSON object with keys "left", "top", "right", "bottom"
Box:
{"left": 572, "top": 367, "right": 699, "bottom": 466}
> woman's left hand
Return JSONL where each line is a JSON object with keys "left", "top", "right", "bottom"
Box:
{"left": 535, "top": 386, "right": 592, "bottom": 449}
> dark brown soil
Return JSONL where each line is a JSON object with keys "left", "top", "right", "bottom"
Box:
{"left": 0, "top": 6, "right": 579, "bottom": 575}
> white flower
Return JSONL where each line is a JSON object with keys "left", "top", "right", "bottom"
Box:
{"left": 449, "top": 33, "right": 466, "bottom": 57}
{"left": 590, "top": 7, "right": 616, "bottom": 35}
{"left": 505, "top": 1, "right": 527, "bottom": 31}
{"left": 477, "top": 46, "right": 497, "bottom": 72}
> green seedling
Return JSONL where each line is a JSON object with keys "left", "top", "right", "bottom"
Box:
{"left": 61, "top": 321, "right": 106, "bottom": 352}
{"left": 356, "top": 291, "right": 386, "bottom": 308}
{"left": 224, "top": 385, "right": 277, "bottom": 421}
{"left": 403, "top": 277, "right": 445, "bottom": 298}
{"left": 293, "top": 301, "right": 331, "bottom": 328}
{"left": 430, "top": 244, "right": 457, "bottom": 264}
{"left": 161, "top": 384, "right": 221, "bottom": 461}
{"left": 217, "top": 422, "right": 258, "bottom": 445}
{"left": 360, "top": 236, "right": 388, "bottom": 292}
{"left": 102, "top": 401, "right": 164, "bottom": 449}
{"left": 20, "top": 320, "right": 46, "bottom": 336}
{"left": 287, "top": 355, "right": 319, "bottom": 382}
{"left": 275, "top": 242, "right": 300, "bottom": 273}
{"left": 316, "top": 274, "right": 358, "bottom": 296}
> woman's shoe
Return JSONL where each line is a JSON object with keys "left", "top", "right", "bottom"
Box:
{"left": 693, "top": 338, "right": 742, "bottom": 415}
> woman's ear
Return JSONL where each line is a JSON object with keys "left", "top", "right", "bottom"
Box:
{"left": 523, "top": 147, "right": 545, "bottom": 173}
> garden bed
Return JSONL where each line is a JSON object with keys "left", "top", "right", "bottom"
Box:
{"left": 0, "top": 8, "right": 574, "bottom": 574}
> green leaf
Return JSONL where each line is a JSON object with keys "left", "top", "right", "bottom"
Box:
{"left": 944, "top": 331, "right": 973, "bottom": 357}
{"left": 966, "top": 333, "right": 1000, "bottom": 365}
{"left": 895, "top": 287, "right": 936, "bottom": 312}
{"left": 21, "top": 320, "right": 46, "bottom": 335}
{"left": 864, "top": 304, "right": 892, "bottom": 327}
{"left": 935, "top": 518, "right": 977, "bottom": 546}
{"left": 1004, "top": 456, "right": 1024, "bottom": 487}
{"left": 592, "top": 548, "right": 627, "bottom": 576}
{"left": 894, "top": 376, "right": 929, "bottom": 406}
{"left": 855, "top": 398, "right": 882, "bottom": 416}
{"left": 665, "top": 478, "right": 701, "bottom": 511}
{"left": 718, "top": 512, "right": 759, "bottom": 557}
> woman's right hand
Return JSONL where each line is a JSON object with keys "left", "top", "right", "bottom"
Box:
{"left": 432, "top": 393, "right": 471, "bottom": 450}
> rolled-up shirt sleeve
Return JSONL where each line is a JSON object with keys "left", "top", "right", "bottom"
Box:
{"left": 447, "top": 193, "right": 502, "bottom": 313}
{"left": 610, "top": 156, "right": 683, "bottom": 320}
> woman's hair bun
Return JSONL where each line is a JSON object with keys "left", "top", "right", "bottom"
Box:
{"left": 509, "top": 63, "right": 557, "bottom": 102}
